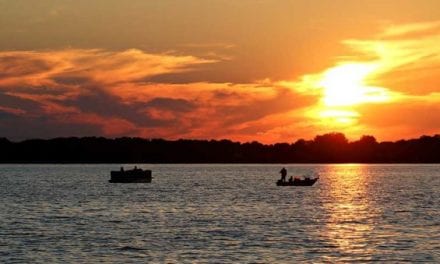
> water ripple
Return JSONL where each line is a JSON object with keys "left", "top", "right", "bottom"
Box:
{"left": 0, "top": 164, "right": 439, "bottom": 262}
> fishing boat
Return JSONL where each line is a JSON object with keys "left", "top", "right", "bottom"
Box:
{"left": 109, "top": 167, "right": 152, "bottom": 183}
{"left": 276, "top": 176, "right": 318, "bottom": 186}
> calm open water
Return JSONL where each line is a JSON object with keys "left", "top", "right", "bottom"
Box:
{"left": 0, "top": 164, "right": 439, "bottom": 263}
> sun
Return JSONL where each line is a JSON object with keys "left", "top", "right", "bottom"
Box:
{"left": 315, "top": 62, "right": 393, "bottom": 126}
{"left": 319, "top": 63, "right": 378, "bottom": 107}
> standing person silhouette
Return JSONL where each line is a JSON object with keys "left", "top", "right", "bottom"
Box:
{"left": 280, "top": 167, "right": 287, "bottom": 182}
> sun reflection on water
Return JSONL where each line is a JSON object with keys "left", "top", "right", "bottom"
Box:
{"left": 321, "top": 164, "right": 380, "bottom": 259}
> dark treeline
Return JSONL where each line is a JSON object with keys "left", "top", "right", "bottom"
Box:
{"left": 0, "top": 133, "right": 439, "bottom": 163}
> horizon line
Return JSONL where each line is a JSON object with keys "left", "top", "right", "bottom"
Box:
{"left": 2, "top": 132, "right": 439, "bottom": 145}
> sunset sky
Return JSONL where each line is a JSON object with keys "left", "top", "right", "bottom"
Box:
{"left": 1, "top": 0, "right": 439, "bottom": 143}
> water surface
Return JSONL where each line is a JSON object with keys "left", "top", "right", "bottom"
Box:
{"left": 0, "top": 164, "right": 439, "bottom": 262}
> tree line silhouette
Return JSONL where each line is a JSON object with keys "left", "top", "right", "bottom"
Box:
{"left": 0, "top": 132, "right": 439, "bottom": 163}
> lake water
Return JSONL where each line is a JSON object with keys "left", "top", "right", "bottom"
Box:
{"left": 0, "top": 164, "right": 439, "bottom": 263}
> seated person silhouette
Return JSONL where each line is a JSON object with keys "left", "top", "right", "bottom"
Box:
{"left": 288, "top": 176, "right": 293, "bottom": 183}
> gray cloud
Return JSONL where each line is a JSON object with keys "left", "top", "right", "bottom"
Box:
{"left": 0, "top": 111, "right": 102, "bottom": 140}
{"left": 145, "top": 97, "right": 195, "bottom": 112}
{"left": 0, "top": 92, "right": 42, "bottom": 113}
{"left": 217, "top": 90, "right": 316, "bottom": 126}
{"left": 62, "top": 88, "right": 197, "bottom": 127}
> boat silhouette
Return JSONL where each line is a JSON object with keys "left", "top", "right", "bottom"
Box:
{"left": 109, "top": 167, "right": 152, "bottom": 183}
{"left": 276, "top": 176, "right": 318, "bottom": 186}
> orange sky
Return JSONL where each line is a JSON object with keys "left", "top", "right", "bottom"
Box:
{"left": 0, "top": 1, "right": 439, "bottom": 142}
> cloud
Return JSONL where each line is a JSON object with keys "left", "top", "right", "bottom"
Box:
{"left": 2, "top": 21, "right": 439, "bottom": 143}
{"left": 278, "top": 20, "right": 440, "bottom": 142}
{"left": 0, "top": 49, "right": 215, "bottom": 88}
{"left": 145, "top": 97, "right": 195, "bottom": 112}
{"left": 0, "top": 48, "right": 315, "bottom": 142}
{"left": 342, "top": 21, "right": 440, "bottom": 95}
{"left": 0, "top": 54, "right": 52, "bottom": 78}
{"left": 381, "top": 21, "right": 440, "bottom": 38}
{"left": 0, "top": 110, "right": 102, "bottom": 139}
{"left": 0, "top": 91, "right": 42, "bottom": 114}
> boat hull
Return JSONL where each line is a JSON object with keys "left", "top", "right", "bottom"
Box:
{"left": 109, "top": 169, "right": 152, "bottom": 183}
{"left": 276, "top": 178, "right": 318, "bottom": 186}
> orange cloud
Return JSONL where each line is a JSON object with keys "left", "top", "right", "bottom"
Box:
{"left": 0, "top": 48, "right": 316, "bottom": 142}
{"left": 0, "top": 49, "right": 215, "bottom": 88}
{"left": 285, "top": 21, "right": 440, "bottom": 141}
{"left": 1, "top": 21, "right": 439, "bottom": 143}
{"left": 344, "top": 21, "right": 440, "bottom": 95}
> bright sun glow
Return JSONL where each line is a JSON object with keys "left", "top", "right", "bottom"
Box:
{"left": 316, "top": 62, "right": 393, "bottom": 125}
{"left": 320, "top": 63, "right": 379, "bottom": 106}
{"left": 319, "top": 109, "right": 360, "bottom": 124}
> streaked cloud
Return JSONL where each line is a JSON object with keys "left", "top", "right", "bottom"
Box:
{"left": 0, "top": 49, "right": 215, "bottom": 87}
{"left": 381, "top": 21, "right": 440, "bottom": 37}
{"left": 286, "top": 21, "right": 440, "bottom": 140}
{"left": 1, "top": 19, "right": 439, "bottom": 143}
{"left": 0, "top": 48, "right": 316, "bottom": 142}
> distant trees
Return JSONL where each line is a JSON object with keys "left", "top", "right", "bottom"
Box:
{"left": 0, "top": 133, "right": 439, "bottom": 163}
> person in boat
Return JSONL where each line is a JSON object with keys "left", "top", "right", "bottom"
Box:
{"left": 288, "top": 176, "right": 293, "bottom": 184}
{"left": 279, "top": 167, "right": 287, "bottom": 182}
{"left": 120, "top": 167, "right": 124, "bottom": 172}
